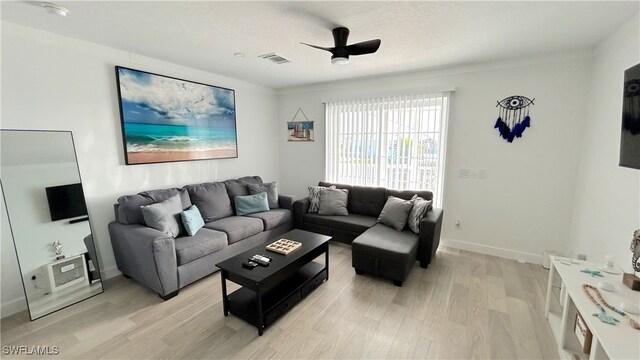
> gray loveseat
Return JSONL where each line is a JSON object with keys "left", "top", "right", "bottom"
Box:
{"left": 108, "top": 176, "right": 294, "bottom": 300}
{"left": 293, "top": 181, "right": 443, "bottom": 286}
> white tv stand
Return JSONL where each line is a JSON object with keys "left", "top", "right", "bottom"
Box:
{"left": 544, "top": 256, "right": 640, "bottom": 359}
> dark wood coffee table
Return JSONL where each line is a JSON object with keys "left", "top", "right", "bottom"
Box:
{"left": 216, "top": 229, "right": 331, "bottom": 335}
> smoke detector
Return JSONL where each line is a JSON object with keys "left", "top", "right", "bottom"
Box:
{"left": 41, "top": 2, "right": 69, "bottom": 17}
{"left": 258, "top": 53, "right": 292, "bottom": 64}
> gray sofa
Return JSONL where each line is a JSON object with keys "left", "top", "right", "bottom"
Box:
{"left": 293, "top": 181, "right": 443, "bottom": 286}
{"left": 108, "top": 176, "right": 294, "bottom": 300}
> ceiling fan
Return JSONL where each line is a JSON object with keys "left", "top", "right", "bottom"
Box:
{"left": 301, "top": 27, "right": 381, "bottom": 65}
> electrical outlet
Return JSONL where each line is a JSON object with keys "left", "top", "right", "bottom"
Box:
{"left": 458, "top": 169, "right": 470, "bottom": 178}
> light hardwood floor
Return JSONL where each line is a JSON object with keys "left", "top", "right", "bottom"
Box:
{"left": 1, "top": 244, "right": 559, "bottom": 359}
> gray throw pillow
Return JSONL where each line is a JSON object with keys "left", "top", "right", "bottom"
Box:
{"left": 308, "top": 185, "right": 336, "bottom": 213}
{"left": 407, "top": 195, "right": 433, "bottom": 234}
{"left": 317, "top": 188, "right": 349, "bottom": 216}
{"left": 377, "top": 196, "right": 415, "bottom": 231}
{"left": 141, "top": 194, "right": 184, "bottom": 238}
{"left": 247, "top": 181, "right": 279, "bottom": 209}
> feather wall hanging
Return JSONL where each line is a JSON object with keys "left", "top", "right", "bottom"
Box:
{"left": 494, "top": 95, "right": 534, "bottom": 143}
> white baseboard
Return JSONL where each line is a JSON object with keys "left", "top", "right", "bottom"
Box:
{"left": 101, "top": 266, "right": 121, "bottom": 280}
{"left": 440, "top": 238, "right": 543, "bottom": 264}
{"left": 0, "top": 297, "right": 27, "bottom": 318}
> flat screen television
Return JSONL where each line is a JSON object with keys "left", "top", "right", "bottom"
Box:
{"left": 45, "top": 183, "right": 88, "bottom": 221}
{"left": 620, "top": 63, "right": 640, "bottom": 170}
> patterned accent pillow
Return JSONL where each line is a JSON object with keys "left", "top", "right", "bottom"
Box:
{"left": 408, "top": 195, "right": 433, "bottom": 234}
{"left": 308, "top": 185, "right": 336, "bottom": 213}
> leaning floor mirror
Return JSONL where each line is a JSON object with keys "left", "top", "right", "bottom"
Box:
{"left": 1, "top": 130, "right": 103, "bottom": 320}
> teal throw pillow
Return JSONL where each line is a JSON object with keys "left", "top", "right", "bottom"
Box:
{"left": 181, "top": 205, "right": 205, "bottom": 236}
{"left": 235, "top": 192, "right": 270, "bottom": 216}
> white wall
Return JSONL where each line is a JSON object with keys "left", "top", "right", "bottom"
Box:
{"left": 569, "top": 15, "right": 640, "bottom": 271}
{"left": 0, "top": 22, "right": 279, "bottom": 316}
{"left": 278, "top": 54, "right": 593, "bottom": 264}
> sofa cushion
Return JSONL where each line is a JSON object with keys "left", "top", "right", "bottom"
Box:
{"left": 304, "top": 213, "right": 377, "bottom": 233}
{"left": 204, "top": 216, "right": 263, "bottom": 244}
{"left": 247, "top": 181, "right": 279, "bottom": 209}
{"left": 117, "top": 188, "right": 191, "bottom": 225}
{"left": 184, "top": 182, "right": 233, "bottom": 222}
{"left": 318, "top": 188, "right": 349, "bottom": 215}
{"left": 174, "top": 228, "right": 228, "bottom": 265}
{"left": 351, "top": 186, "right": 387, "bottom": 217}
{"left": 238, "top": 176, "right": 264, "bottom": 186}
{"left": 224, "top": 179, "right": 248, "bottom": 201}
{"left": 352, "top": 223, "right": 419, "bottom": 264}
{"left": 386, "top": 189, "right": 433, "bottom": 202}
{"left": 377, "top": 196, "right": 415, "bottom": 231}
{"left": 246, "top": 209, "right": 292, "bottom": 230}
{"left": 224, "top": 176, "right": 263, "bottom": 213}
{"left": 235, "top": 193, "right": 270, "bottom": 216}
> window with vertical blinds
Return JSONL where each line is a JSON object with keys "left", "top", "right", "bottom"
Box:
{"left": 325, "top": 92, "right": 449, "bottom": 206}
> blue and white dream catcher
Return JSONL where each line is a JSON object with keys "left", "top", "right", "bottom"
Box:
{"left": 494, "top": 95, "right": 534, "bottom": 143}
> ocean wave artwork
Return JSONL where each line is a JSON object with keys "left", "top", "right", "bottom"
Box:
{"left": 115, "top": 66, "right": 238, "bottom": 165}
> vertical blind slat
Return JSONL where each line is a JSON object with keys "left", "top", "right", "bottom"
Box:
{"left": 325, "top": 92, "right": 448, "bottom": 206}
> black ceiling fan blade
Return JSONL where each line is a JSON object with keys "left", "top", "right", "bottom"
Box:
{"left": 300, "top": 42, "right": 335, "bottom": 54}
{"left": 345, "top": 39, "right": 381, "bottom": 56}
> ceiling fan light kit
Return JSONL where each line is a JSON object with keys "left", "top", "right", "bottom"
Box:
{"left": 331, "top": 57, "right": 349, "bottom": 65}
{"left": 41, "top": 2, "right": 69, "bottom": 17}
{"left": 302, "top": 27, "right": 381, "bottom": 65}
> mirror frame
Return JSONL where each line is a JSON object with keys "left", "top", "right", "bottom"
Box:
{"left": 1, "top": 129, "right": 104, "bottom": 320}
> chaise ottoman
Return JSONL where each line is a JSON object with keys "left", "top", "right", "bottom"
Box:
{"left": 351, "top": 223, "right": 419, "bottom": 286}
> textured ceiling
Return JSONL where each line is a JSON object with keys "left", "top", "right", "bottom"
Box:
{"left": 1, "top": 1, "right": 638, "bottom": 89}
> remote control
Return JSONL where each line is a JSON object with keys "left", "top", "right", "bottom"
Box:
{"left": 254, "top": 254, "right": 271, "bottom": 263}
{"left": 242, "top": 261, "right": 258, "bottom": 269}
{"left": 250, "top": 255, "right": 270, "bottom": 266}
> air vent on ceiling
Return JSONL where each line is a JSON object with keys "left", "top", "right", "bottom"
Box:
{"left": 258, "top": 53, "right": 292, "bottom": 64}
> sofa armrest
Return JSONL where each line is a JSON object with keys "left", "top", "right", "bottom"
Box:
{"left": 417, "top": 207, "right": 444, "bottom": 267}
{"left": 278, "top": 194, "right": 297, "bottom": 211}
{"left": 292, "top": 197, "right": 311, "bottom": 229}
{"left": 108, "top": 222, "right": 178, "bottom": 296}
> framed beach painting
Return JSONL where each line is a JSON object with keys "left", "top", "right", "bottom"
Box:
{"left": 287, "top": 121, "right": 314, "bottom": 141}
{"left": 115, "top": 66, "right": 238, "bottom": 165}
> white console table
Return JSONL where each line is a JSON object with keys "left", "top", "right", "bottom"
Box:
{"left": 41, "top": 253, "right": 89, "bottom": 294}
{"left": 545, "top": 256, "right": 640, "bottom": 359}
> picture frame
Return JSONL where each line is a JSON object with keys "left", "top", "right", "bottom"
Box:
{"left": 287, "top": 121, "right": 314, "bottom": 141}
{"left": 115, "top": 66, "right": 238, "bottom": 165}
